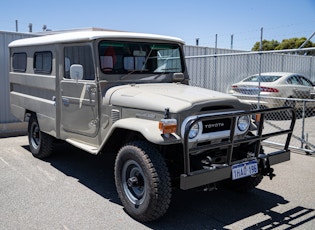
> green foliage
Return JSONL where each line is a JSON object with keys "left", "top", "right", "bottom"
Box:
{"left": 251, "top": 37, "right": 315, "bottom": 54}
{"left": 252, "top": 39, "right": 279, "bottom": 51}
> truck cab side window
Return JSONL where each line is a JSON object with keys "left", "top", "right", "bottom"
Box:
{"left": 64, "top": 45, "right": 95, "bottom": 80}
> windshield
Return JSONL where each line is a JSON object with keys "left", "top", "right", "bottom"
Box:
{"left": 98, "top": 41, "right": 183, "bottom": 78}
{"left": 243, "top": 75, "right": 281, "bottom": 82}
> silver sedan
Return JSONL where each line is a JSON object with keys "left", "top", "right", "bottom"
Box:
{"left": 229, "top": 72, "right": 315, "bottom": 109}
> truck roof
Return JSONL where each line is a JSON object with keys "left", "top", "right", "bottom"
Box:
{"left": 8, "top": 31, "right": 185, "bottom": 47}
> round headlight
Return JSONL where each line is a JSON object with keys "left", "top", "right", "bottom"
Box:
{"left": 237, "top": 115, "right": 250, "bottom": 132}
{"left": 189, "top": 123, "right": 199, "bottom": 139}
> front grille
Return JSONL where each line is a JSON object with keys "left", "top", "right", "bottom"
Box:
{"left": 202, "top": 118, "right": 231, "bottom": 133}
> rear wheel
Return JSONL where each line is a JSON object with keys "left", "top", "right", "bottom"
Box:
{"left": 284, "top": 98, "right": 296, "bottom": 108}
{"left": 282, "top": 98, "right": 296, "bottom": 119}
{"left": 114, "top": 141, "right": 171, "bottom": 222}
{"left": 28, "top": 114, "right": 54, "bottom": 159}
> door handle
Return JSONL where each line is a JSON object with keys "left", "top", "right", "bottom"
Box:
{"left": 86, "top": 85, "right": 97, "bottom": 93}
{"left": 62, "top": 97, "right": 70, "bottom": 106}
{"left": 52, "top": 96, "right": 56, "bottom": 106}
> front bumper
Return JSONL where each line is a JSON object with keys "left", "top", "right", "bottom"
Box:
{"left": 180, "top": 107, "right": 296, "bottom": 190}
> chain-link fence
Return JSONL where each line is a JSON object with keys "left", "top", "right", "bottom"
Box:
{"left": 184, "top": 47, "right": 315, "bottom": 154}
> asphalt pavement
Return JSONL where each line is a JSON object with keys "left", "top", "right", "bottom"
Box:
{"left": 0, "top": 136, "right": 314, "bottom": 230}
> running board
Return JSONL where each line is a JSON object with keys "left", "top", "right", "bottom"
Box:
{"left": 65, "top": 139, "right": 99, "bottom": 155}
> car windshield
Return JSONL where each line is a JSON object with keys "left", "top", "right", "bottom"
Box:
{"left": 98, "top": 41, "right": 183, "bottom": 79}
{"left": 243, "top": 75, "right": 281, "bottom": 82}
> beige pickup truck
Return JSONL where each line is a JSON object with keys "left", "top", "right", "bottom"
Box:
{"left": 9, "top": 31, "right": 295, "bottom": 222}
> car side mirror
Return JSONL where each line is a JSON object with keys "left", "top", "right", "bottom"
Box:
{"left": 173, "top": 73, "right": 184, "bottom": 82}
{"left": 70, "top": 64, "right": 83, "bottom": 81}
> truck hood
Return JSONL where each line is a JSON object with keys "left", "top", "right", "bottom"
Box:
{"left": 104, "top": 83, "right": 242, "bottom": 113}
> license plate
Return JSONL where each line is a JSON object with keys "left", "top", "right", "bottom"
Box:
{"left": 232, "top": 160, "right": 258, "bottom": 180}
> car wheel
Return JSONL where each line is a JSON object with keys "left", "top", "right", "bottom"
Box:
{"left": 284, "top": 98, "right": 296, "bottom": 108}
{"left": 114, "top": 141, "right": 171, "bottom": 222}
{"left": 28, "top": 114, "right": 54, "bottom": 159}
{"left": 281, "top": 98, "right": 296, "bottom": 119}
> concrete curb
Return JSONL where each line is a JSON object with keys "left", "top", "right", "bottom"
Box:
{"left": 0, "top": 122, "right": 27, "bottom": 137}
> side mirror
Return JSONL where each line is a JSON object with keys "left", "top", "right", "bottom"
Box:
{"left": 70, "top": 64, "right": 83, "bottom": 81}
{"left": 173, "top": 73, "right": 184, "bottom": 82}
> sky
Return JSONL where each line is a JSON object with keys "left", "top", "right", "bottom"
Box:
{"left": 1, "top": 0, "right": 315, "bottom": 51}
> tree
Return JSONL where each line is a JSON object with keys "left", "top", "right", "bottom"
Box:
{"left": 252, "top": 39, "right": 279, "bottom": 51}
{"left": 275, "top": 37, "right": 313, "bottom": 50}
{"left": 251, "top": 37, "right": 315, "bottom": 53}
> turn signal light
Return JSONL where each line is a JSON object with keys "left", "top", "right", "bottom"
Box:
{"left": 255, "top": 113, "right": 261, "bottom": 123}
{"left": 159, "top": 119, "right": 177, "bottom": 134}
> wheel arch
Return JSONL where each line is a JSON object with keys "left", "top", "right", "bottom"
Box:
{"left": 100, "top": 128, "right": 146, "bottom": 154}
{"left": 99, "top": 118, "right": 181, "bottom": 154}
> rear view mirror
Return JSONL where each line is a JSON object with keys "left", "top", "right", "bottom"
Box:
{"left": 133, "top": 50, "right": 146, "bottom": 56}
{"left": 70, "top": 64, "right": 83, "bottom": 81}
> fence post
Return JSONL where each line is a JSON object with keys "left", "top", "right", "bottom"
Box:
{"left": 301, "top": 101, "right": 306, "bottom": 148}
{"left": 214, "top": 34, "right": 218, "bottom": 91}
{"left": 257, "top": 27, "right": 264, "bottom": 109}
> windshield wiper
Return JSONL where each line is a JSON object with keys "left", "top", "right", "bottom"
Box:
{"left": 121, "top": 45, "right": 155, "bottom": 80}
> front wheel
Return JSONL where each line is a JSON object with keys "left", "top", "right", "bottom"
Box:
{"left": 223, "top": 173, "right": 263, "bottom": 192}
{"left": 223, "top": 145, "right": 264, "bottom": 192}
{"left": 114, "top": 141, "right": 171, "bottom": 222}
{"left": 28, "top": 114, "right": 54, "bottom": 159}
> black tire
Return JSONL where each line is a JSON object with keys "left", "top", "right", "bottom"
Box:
{"left": 284, "top": 98, "right": 296, "bottom": 108}
{"left": 282, "top": 98, "right": 296, "bottom": 120}
{"left": 224, "top": 173, "right": 263, "bottom": 192}
{"left": 114, "top": 141, "right": 171, "bottom": 222}
{"left": 28, "top": 114, "right": 54, "bottom": 159}
{"left": 223, "top": 145, "right": 264, "bottom": 192}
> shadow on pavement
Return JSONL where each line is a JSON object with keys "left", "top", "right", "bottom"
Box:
{"left": 23, "top": 142, "right": 315, "bottom": 229}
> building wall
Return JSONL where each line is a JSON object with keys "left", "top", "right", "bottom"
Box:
{"left": 0, "top": 31, "right": 37, "bottom": 123}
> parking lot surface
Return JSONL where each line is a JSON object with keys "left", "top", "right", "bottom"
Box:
{"left": 1, "top": 136, "right": 314, "bottom": 230}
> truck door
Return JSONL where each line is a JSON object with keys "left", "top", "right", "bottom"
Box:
{"left": 60, "top": 45, "right": 99, "bottom": 137}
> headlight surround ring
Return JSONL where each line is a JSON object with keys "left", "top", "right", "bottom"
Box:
{"left": 237, "top": 115, "right": 250, "bottom": 132}
{"left": 189, "top": 123, "right": 200, "bottom": 139}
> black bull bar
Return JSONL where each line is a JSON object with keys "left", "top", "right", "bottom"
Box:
{"left": 180, "top": 107, "right": 296, "bottom": 190}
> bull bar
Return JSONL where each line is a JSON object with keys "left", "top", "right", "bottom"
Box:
{"left": 180, "top": 107, "right": 296, "bottom": 190}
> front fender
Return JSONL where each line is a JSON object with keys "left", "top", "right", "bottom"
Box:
{"left": 104, "top": 118, "right": 181, "bottom": 145}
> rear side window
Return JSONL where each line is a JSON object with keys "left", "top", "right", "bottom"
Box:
{"left": 287, "top": 76, "right": 300, "bottom": 85}
{"left": 12, "top": 52, "right": 27, "bottom": 72}
{"left": 299, "top": 76, "right": 313, "bottom": 87}
{"left": 34, "top": 51, "right": 52, "bottom": 74}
